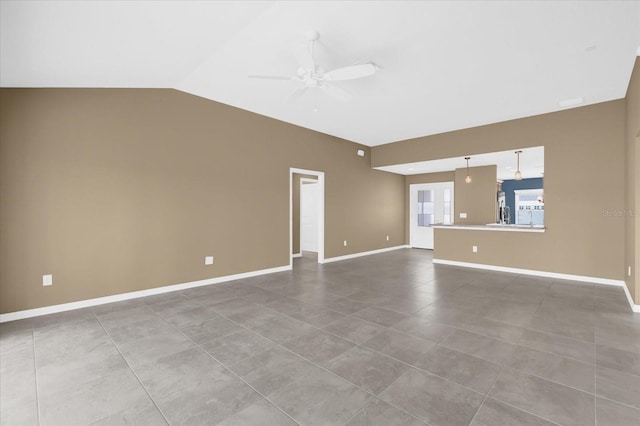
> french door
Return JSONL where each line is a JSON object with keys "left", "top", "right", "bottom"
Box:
{"left": 409, "top": 182, "right": 454, "bottom": 249}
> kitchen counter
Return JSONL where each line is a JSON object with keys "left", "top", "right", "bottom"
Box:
{"left": 433, "top": 223, "right": 545, "bottom": 233}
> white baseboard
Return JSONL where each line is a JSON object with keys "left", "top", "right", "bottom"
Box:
{"left": 433, "top": 258, "right": 639, "bottom": 312}
{"left": 291, "top": 253, "right": 302, "bottom": 258}
{"left": 0, "top": 264, "right": 292, "bottom": 323}
{"left": 322, "top": 245, "right": 410, "bottom": 264}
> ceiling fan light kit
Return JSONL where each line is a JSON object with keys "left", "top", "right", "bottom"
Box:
{"left": 249, "top": 30, "right": 379, "bottom": 105}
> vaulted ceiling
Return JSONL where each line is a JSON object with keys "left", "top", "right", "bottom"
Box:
{"left": 1, "top": 1, "right": 639, "bottom": 147}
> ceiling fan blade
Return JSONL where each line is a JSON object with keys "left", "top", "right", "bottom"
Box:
{"left": 248, "top": 75, "right": 295, "bottom": 80}
{"left": 323, "top": 63, "right": 379, "bottom": 81}
{"left": 288, "top": 86, "right": 308, "bottom": 103}
{"left": 320, "top": 83, "right": 352, "bottom": 102}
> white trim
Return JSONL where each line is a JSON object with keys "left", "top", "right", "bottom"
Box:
{"left": 291, "top": 253, "right": 302, "bottom": 258}
{"left": 323, "top": 245, "right": 409, "bottom": 264}
{"left": 433, "top": 224, "right": 545, "bottom": 233}
{"left": 433, "top": 258, "right": 639, "bottom": 312}
{"left": 290, "top": 168, "right": 325, "bottom": 267}
{"left": 0, "top": 264, "right": 291, "bottom": 323}
{"left": 621, "top": 282, "right": 640, "bottom": 313}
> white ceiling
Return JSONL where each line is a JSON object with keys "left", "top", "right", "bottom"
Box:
{"left": 1, "top": 1, "right": 639, "bottom": 147}
{"left": 375, "top": 146, "right": 545, "bottom": 180}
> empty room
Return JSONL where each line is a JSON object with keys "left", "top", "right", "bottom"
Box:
{"left": 1, "top": 1, "right": 639, "bottom": 425}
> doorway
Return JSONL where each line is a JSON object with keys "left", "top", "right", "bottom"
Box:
{"left": 300, "top": 178, "right": 319, "bottom": 253}
{"left": 290, "top": 168, "right": 325, "bottom": 267}
{"left": 409, "top": 182, "right": 454, "bottom": 249}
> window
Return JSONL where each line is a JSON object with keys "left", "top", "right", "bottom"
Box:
{"left": 417, "top": 189, "right": 434, "bottom": 227}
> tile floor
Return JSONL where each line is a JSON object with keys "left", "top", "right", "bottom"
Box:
{"left": 1, "top": 249, "right": 639, "bottom": 425}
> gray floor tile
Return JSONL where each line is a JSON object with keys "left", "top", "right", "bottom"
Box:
{"left": 518, "top": 328, "right": 595, "bottom": 364}
{"left": 4, "top": 249, "right": 638, "bottom": 425}
{"left": 39, "top": 369, "right": 152, "bottom": 426}
{"left": 229, "top": 346, "right": 320, "bottom": 396}
{"left": 345, "top": 398, "right": 426, "bottom": 426}
{"left": 102, "top": 317, "right": 177, "bottom": 345}
{"left": 116, "top": 329, "right": 193, "bottom": 370}
{"left": 596, "top": 366, "right": 640, "bottom": 408}
{"left": 596, "top": 344, "right": 640, "bottom": 376}
{"left": 440, "top": 329, "right": 517, "bottom": 364}
{"left": 217, "top": 398, "right": 297, "bottom": 426}
{"left": 595, "top": 397, "right": 640, "bottom": 426}
{"left": 0, "top": 321, "right": 33, "bottom": 354}
{"left": 379, "top": 367, "right": 484, "bottom": 426}
{"left": 391, "top": 316, "right": 456, "bottom": 342}
{"left": 90, "top": 400, "right": 168, "bottom": 425}
{"left": 507, "top": 345, "right": 595, "bottom": 393}
{"left": 489, "top": 367, "right": 595, "bottom": 426}
{"left": 526, "top": 310, "right": 595, "bottom": 343}
{"left": 351, "top": 306, "right": 409, "bottom": 327}
{"left": 595, "top": 315, "right": 640, "bottom": 354}
{"left": 269, "top": 369, "right": 372, "bottom": 426}
{"left": 323, "top": 316, "right": 386, "bottom": 344}
{"left": 470, "top": 398, "right": 556, "bottom": 426}
{"left": 457, "top": 315, "right": 525, "bottom": 343}
{"left": 200, "top": 329, "right": 275, "bottom": 365}
{"left": 415, "top": 345, "right": 502, "bottom": 394}
{"left": 266, "top": 297, "right": 347, "bottom": 327}
{"left": 326, "top": 346, "right": 408, "bottom": 395}
{"left": 179, "top": 314, "right": 244, "bottom": 344}
{"left": 37, "top": 344, "right": 128, "bottom": 396}
{"left": 0, "top": 347, "right": 38, "bottom": 426}
{"left": 134, "top": 347, "right": 226, "bottom": 398}
{"left": 282, "top": 329, "right": 355, "bottom": 365}
{"left": 363, "top": 328, "right": 436, "bottom": 365}
{"left": 154, "top": 370, "right": 260, "bottom": 425}
{"left": 321, "top": 297, "right": 371, "bottom": 314}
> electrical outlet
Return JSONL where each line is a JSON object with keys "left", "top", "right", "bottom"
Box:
{"left": 386, "top": 235, "right": 390, "bottom": 241}
{"left": 343, "top": 240, "right": 347, "bottom": 247}
{"left": 629, "top": 266, "right": 632, "bottom": 277}
{"left": 43, "top": 274, "right": 53, "bottom": 286}
{"left": 460, "top": 212, "right": 467, "bottom": 219}
{"left": 205, "top": 256, "right": 214, "bottom": 265}
{"left": 472, "top": 246, "right": 478, "bottom": 253}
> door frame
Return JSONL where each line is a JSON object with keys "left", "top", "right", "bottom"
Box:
{"left": 290, "top": 168, "right": 325, "bottom": 266}
{"left": 409, "top": 181, "right": 454, "bottom": 248}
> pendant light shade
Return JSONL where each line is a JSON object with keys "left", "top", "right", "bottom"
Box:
{"left": 515, "top": 150, "right": 523, "bottom": 180}
{"left": 464, "top": 157, "right": 471, "bottom": 183}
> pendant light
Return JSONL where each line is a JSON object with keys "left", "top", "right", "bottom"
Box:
{"left": 514, "top": 150, "right": 523, "bottom": 180}
{"left": 464, "top": 157, "right": 471, "bottom": 183}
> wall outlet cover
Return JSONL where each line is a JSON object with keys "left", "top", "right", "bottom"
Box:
{"left": 343, "top": 240, "right": 347, "bottom": 247}
{"left": 472, "top": 246, "right": 478, "bottom": 253}
{"left": 43, "top": 274, "right": 53, "bottom": 286}
{"left": 386, "top": 235, "right": 390, "bottom": 241}
{"left": 460, "top": 213, "right": 468, "bottom": 219}
{"left": 205, "top": 256, "right": 214, "bottom": 265}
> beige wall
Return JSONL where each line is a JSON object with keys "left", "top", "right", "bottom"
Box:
{"left": 626, "top": 57, "right": 640, "bottom": 303}
{"left": 291, "top": 173, "right": 316, "bottom": 255}
{"left": 454, "top": 165, "right": 497, "bottom": 226}
{"left": 0, "top": 88, "right": 405, "bottom": 313}
{"left": 374, "top": 100, "right": 626, "bottom": 282}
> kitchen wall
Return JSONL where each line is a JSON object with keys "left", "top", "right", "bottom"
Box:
{"left": 454, "top": 165, "right": 497, "bottom": 226}
{"left": 0, "top": 88, "right": 405, "bottom": 314}
{"left": 373, "top": 100, "right": 626, "bottom": 285}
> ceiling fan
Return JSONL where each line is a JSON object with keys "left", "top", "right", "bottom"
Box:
{"left": 249, "top": 30, "right": 379, "bottom": 105}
